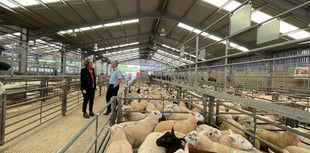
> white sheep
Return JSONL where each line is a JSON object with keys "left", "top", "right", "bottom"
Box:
{"left": 220, "top": 118, "right": 245, "bottom": 137}
{"left": 121, "top": 105, "right": 148, "bottom": 121}
{"left": 238, "top": 115, "right": 281, "bottom": 130}
{"left": 163, "top": 103, "right": 189, "bottom": 120}
{"left": 105, "top": 124, "right": 133, "bottom": 153}
{"left": 119, "top": 110, "right": 162, "bottom": 148}
{"left": 185, "top": 130, "right": 258, "bottom": 153}
{"left": 245, "top": 127, "right": 300, "bottom": 151}
{"left": 218, "top": 129, "right": 255, "bottom": 151}
{"left": 178, "top": 101, "right": 191, "bottom": 112}
{"left": 154, "top": 111, "right": 204, "bottom": 134}
{"left": 130, "top": 99, "right": 148, "bottom": 111}
{"left": 195, "top": 124, "right": 222, "bottom": 142}
{"left": 268, "top": 146, "right": 310, "bottom": 153}
{"left": 137, "top": 132, "right": 166, "bottom": 153}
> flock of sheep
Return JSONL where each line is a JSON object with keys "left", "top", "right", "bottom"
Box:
{"left": 103, "top": 81, "right": 310, "bottom": 153}
{"left": 2, "top": 79, "right": 309, "bottom": 153}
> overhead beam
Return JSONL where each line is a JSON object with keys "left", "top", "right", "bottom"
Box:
{"left": 151, "top": 57, "right": 177, "bottom": 68}
{"left": 68, "top": 32, "right": 152, "bottom": 50}
{"left": 263, "top": 0, "right": 310, "bottom": 20}
{"left": 28, "top": 12, "right": 250, "bottom": 53}
{"left": 88, "top": 42, "right": 148, "bottom": 56}
{"left": 29, "top": 12, "right": 161, "bottom": 39}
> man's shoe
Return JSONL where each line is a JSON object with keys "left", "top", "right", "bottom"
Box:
{"left": 89, "top": 112, "right": 95, "bottom": 117}
{"left": 83, "top": 112, "right": 89, "bottom": 118}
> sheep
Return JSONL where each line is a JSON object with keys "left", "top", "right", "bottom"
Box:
{"left": 178, "top": 101, "right": 192, "bottom": 112}
{"left": 148, "top": 100, "right": 165, "bottom": 111}
{"left": 195, "top": 124, "right": 222, "bottom": 142}
{"left": 138, "top": 129, "right": 186, "bottom": 153}
{"left": 220, "top": 118, "right": 246, "bottom": 137}
{"left": 238, "top": 115, "right": 281, "bottom": 130}
{"left": 163, "top": 103, "right": 190, "bottom": 120}
{"left": 281, "top": 146, "right": 310, "bottom": 153}
{"left": 268, "top": 146, "right": 310, "bottom": 153}
{"left": 227, "top": 103, "right": 249, "bottom": 121}
{"left": 121, "top": 105, "right": 148, "bottom": 121}
{"left": 227, "top": 86, "right": 235, "bottom": 95}
{"left": 156, "top": 128, "right": 185, "bottom": 153}
{"left": 119, "top": 110, "right": 162, "bottom": 148}
{"left": 195, "top": 125, "right": 257, "bottom": 151}
{"left": 137, "top": 132, "right": 166, "bottom": 153}
{"left": 130, "top": 99, "right": 148, "bottom": 111}
{"left": 105, "top": 124, "right": 133, "bottom": 153}
{"left": 218, "top": 129, "right": 256, "bottom": 151}
{"left": 243, "top": 125, "right": 300, "bottom": 151}
{"left": 154, "top": 111, "right": 204, "bottom": 134}
{"left": 184, "top": 130, "right": 257, "bottom": 153}
{"left": 0, "top": 81, "right": 5, "bottom": 95}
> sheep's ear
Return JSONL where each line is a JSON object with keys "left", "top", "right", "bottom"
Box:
{"left": 230, "top": 136, "right": 236, "bottom": 142}
{"left": 190, "top": 111, "right": 195, "bottom": 116}
{"left": 267, "top": 148, "right": 275, "bottom": 153}
{"left": 171, "top": 127, "right": 175, "bottom": 135}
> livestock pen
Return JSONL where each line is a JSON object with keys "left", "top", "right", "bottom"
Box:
{"left": 55, "top": 76, "right": 310, "bottom": 153}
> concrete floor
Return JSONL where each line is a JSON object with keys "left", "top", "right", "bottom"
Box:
{"left": 0, "top": 94, "right": 109, "bottom": 153}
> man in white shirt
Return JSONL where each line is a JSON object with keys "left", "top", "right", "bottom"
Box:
{"left": 103, "top": 60, "right": 122, "bottom": 115}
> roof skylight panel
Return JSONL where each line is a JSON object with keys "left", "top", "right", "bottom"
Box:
{"left": 122, "top": 19, "right": 139, "bottom": 24}
{"left": 0, "top": 0, "right": 60, "bottom": 8}
{"left": 58, "top": 19, "right": 139, "bottom": 35}
{"left": 104, "top": 22, "right": 121, "bottom": 27}
{"left": 0, "top": 0, "right": 17, "bottom": 8}
{"left": 14, "top": 0, "right": 39, "bottom": 6}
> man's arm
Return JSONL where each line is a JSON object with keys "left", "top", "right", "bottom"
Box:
{"left": 114, "top": 79, "right": 122, "bottom": 88}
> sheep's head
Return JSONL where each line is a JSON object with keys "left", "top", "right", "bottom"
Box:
{"left": 110, "top": 124, "right": 124, "bottom": 133}
{"left": 185, "top": 131, "right": 201, "bottom": 145}
{"left": 196, "top": 124, "right": 221, "bottom": 140}
{"left": 227, "top": 130, "right": 254, "bottom": 150}
{"left": 151, "top": 110, "right": 162, "bottom": 120}
{"left": 156, "top": 128, "right": 185, "bottom": 150}
{"left": 241, "top": 120, "right": 257, "bottom": 130}
{"left": 163, "top": 103, "right": 176, "bottom": 112}
{"left": 205, "top": 127, "right": 222, "bottom": 141}
{"left": 190, "top": 112, "right": 204, "bottom": 122}
{"left": 121, "top": 105, "right": 132, "bottom": 116}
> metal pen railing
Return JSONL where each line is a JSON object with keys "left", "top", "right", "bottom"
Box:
{"left": 0, "top": 75, "right": 101, "bottom": 146}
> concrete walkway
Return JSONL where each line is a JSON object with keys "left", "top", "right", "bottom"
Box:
{"left": 0, "top": 94, "right": 109, "bottom": 153}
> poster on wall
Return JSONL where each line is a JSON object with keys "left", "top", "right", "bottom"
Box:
{"left": 294, "top": 67, "right": 309, "bottom": 79}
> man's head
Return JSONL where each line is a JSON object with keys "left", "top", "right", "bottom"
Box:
{"left": 111, "top": 60, "right": 118, "bottom": 68}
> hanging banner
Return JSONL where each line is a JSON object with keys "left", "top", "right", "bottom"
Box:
{"left": 230, "top": 4, "right": 252, "bottom": 35}
{"left": 294, "top": 67, "right": 309, "bottom": 79}
{"left": 257, "top": 19, "right": 280, "bottom": 44}
{"left": 199, "top": 49, "right": 205, "bottom": 59}
{"left": 180, "top": 46, "right": 184, "bottom": 57}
